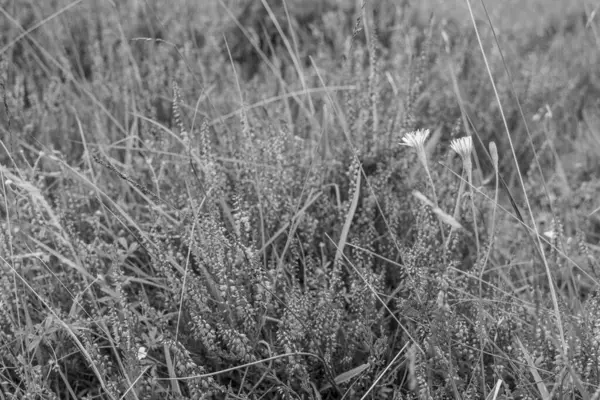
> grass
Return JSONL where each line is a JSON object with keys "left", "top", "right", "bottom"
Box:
{"left": 1, "top": 0, "right": 600, "bottom": 398}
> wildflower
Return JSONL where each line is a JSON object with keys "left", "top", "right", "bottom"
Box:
{"left": 401, "top": 128, "right": 430, "bottom": 150}
{"left": 137, "top": 346, "right": 148, "bottom": 360}
{"left": 451, "top": 135, "right": 473, "bottom": 177}
{"left": 401, "top": 129, "right": 445, "bottom": 238}
{"left": 448, "top": 136, "right": 478, "bottom": 253}
{"left": 401, "top": 129, "right": 430, "bottom": 167}
{"left": 450, "top": 136, "right": 473, "bottom": 161}
{"left": 533, "top": 104, "right": 553, "bottom": 122}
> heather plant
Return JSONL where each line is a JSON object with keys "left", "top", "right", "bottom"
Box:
{"left": 1, "top": 0, "right": 600, "bottom": 399}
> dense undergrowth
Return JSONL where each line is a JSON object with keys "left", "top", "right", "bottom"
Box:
{"left": 1, "top": 0, "right": 600, "bottom": 399}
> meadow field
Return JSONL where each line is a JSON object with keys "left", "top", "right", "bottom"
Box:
{"left": 1, "top": 0, "right": 600, "bottom": 398}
